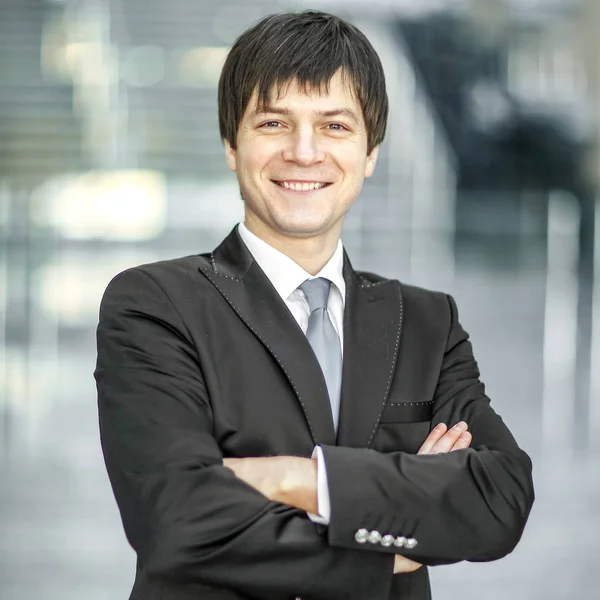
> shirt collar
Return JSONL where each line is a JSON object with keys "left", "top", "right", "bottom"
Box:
{"left": 237, "top": 222, "right": 346, "bottom": 305}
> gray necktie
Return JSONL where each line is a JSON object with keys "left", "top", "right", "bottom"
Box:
{"left": 299, "top": 278, "right": 342, "bottom": 431}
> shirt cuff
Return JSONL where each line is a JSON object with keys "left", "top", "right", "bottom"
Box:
{"left": 306, "top": 445, "right": 331, "bottom": 525}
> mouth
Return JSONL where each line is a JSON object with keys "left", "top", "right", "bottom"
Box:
{"left": 271, "top": 180, "right": 333, "bottom": 192}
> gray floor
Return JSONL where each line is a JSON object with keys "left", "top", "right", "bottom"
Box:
{"left": 1, "top": 246, "right": 598, "bottom": 600}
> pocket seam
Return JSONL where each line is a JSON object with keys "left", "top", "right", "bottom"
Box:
{"left": 387, "top": 401, "right": 433, "bottom": 407}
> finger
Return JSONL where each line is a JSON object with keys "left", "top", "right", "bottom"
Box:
{"left": 449, "top": 431, "right": 472, "bottom": 452}
{"left": 430, "top": 421, "right": 468, "bottom": 454}
{"left": 417, "top": 423, "right": 447, "bottom": 455}
{"left": 394, "top": 555, "right": 423, "bottom": 574}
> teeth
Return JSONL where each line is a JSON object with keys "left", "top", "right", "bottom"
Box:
{"left": 280, "top": 182, "right": 326, "bottom": 191}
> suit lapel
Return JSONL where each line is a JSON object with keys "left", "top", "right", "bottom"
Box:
{"left": 198, "top": 226, "right": 336, "bottom": 447}
{"left": 337, "top": 257, "right": 404, "bottom": 448}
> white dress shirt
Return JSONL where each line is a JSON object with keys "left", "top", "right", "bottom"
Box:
{"left": 238, "top": 221, "right": 343, "bottom": 524}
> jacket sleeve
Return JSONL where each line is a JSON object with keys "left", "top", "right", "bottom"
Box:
{"left": 94, "top": 267, "right": 394, "bottom": 600}
{"left": 320, "top": 294, "right": 534, "bottom": 565}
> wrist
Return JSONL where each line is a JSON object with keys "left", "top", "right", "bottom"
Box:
{"left": 278, "top": 457, "right": 318, "bottom": 513}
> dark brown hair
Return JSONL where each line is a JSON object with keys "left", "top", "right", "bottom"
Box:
{"left": 218, "top": 10, "right": 388, "bottom": 155}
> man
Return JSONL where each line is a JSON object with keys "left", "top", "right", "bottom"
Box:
{"left": 95, "top": 10, "right": 534, "bottom": 600}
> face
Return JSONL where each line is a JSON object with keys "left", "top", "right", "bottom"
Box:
{"left": 224, "top": 70, "right": 379, "bottom": 246}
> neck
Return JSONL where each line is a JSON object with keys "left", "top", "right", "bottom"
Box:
{"left": 244, "top": 218, "right": 341, "bottom": 275}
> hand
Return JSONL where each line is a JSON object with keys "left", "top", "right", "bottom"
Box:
{"left": 223, "top": 456, "right": 284, "bottom": 500}
{"left": 223, "top": 456, "right": 318, "bottom": 513}
{"left": 394, "top": 554, "right": 423, "bottom": 574}
{"left": 394, "top": 421, "right": 472, "bottom": 574}
{"left": 417, "top": 421, "right": 471, "bottom": 455}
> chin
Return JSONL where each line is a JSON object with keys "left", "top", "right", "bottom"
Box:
{"left": 274, "top": 216, "right": 334, "bottom": 238}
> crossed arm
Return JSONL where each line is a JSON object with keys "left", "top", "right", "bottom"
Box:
{"left": 96, "top": 268, "right": 534, "bottom": 600}
{"left": 224, "top": 421, "right": 473, "bottom": 574}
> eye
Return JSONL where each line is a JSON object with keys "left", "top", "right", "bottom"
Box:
{"left": 260, "top": 121, "right": 282, "bottom": 129}
{"left": 327, "top": 123, "right": 349, "bottom": 132}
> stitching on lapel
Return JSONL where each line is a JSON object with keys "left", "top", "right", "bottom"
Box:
{"left": 365, "top": 282, "right": 404, "bottom": 448}
{"left": 199, "top": 265, "right": 317, "bottom": 443}
{"left": 388, "top": 401, "right": 433, "bottom": 406}
{"left": 210, "top": 252, "right": 240, "bottom": 281}
{"left": 358, "top": 279, "right": 388, "bottom": 288}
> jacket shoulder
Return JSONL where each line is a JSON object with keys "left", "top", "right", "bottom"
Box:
{"left": 356, "top": 270, "right": 455, "bottom": 328}
{"left": 357, "top": 270, "right": 449, "bottom": 303}
{"left": 103, "top": 253, "right": 213, "bottom": 298}
{"left": 134, "top": 253, "right": 210, "bottom": 280}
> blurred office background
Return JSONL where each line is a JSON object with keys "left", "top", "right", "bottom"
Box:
{"left": 1, "top": 0, "right": 599, "bottom": 598}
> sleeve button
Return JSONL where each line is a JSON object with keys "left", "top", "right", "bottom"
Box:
{"left": 405, "top": 538, "right": 418, "bottom": 549}
{"left": 394, "top": 536, "right": 407, "bottom": 547}
{"left": 381, "top": 534, "right": 395, "bottom": 547}
{"left": 368, "top": 530, "right": 382, "bottom": 544}
{"left": 354, "top": 528, "right": 369, "bottom": 543}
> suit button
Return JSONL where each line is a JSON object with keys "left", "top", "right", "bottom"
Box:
{"left": 405, "top": 538, "right": 418, "bottom": 549}
{"left": 368, "top": 530, "right": 382, "bottom": 544}
{"left": 354, "top": 528, "right": 369, "bottom": 543}
{"left": 381, "top": 534, "right": 395, "bottom": 547}
{"left": 394, "top": 536, "right": 407, "bottom": 547}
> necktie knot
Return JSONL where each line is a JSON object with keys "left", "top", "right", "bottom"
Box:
{"left": 300, "top": 278, "right": 332, "bottom": 313}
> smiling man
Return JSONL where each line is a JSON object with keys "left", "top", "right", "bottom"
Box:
{"left": 225, "top": 70, "right": 378, "bottom": 264}
{"left": 95, "top": 11, "right": 534, "bottom": 600}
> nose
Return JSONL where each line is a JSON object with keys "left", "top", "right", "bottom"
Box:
{"left": 282, "top": 126, "right": 325, "bottom": 166}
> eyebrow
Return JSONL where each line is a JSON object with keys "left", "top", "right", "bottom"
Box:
{"left": 254, "top": 106, "right": 361, "bottom": 125}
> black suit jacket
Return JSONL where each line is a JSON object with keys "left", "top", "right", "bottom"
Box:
{"left": 95, "top": 226, "right": 534, "bottom": 600}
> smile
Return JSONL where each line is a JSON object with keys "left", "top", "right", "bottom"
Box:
{"left": 273, "top": 181, "right": 331, "bottom": 192}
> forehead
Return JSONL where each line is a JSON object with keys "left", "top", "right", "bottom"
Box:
{"left": 248, "top": 70, "right": 362, "bottom": 115}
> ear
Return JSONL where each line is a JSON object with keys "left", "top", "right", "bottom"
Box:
{"left": 364, "top": 145, "right": 380, "bottom": 178}
{"left": 224, "top": 139, "right": 237, "bottom": 172}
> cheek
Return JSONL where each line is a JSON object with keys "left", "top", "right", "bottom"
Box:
{"left": 333, "top": 146, "right": 367, "bottom": 179}
{"left": 239, "top": 147, "right": 276, "bottom": 181}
